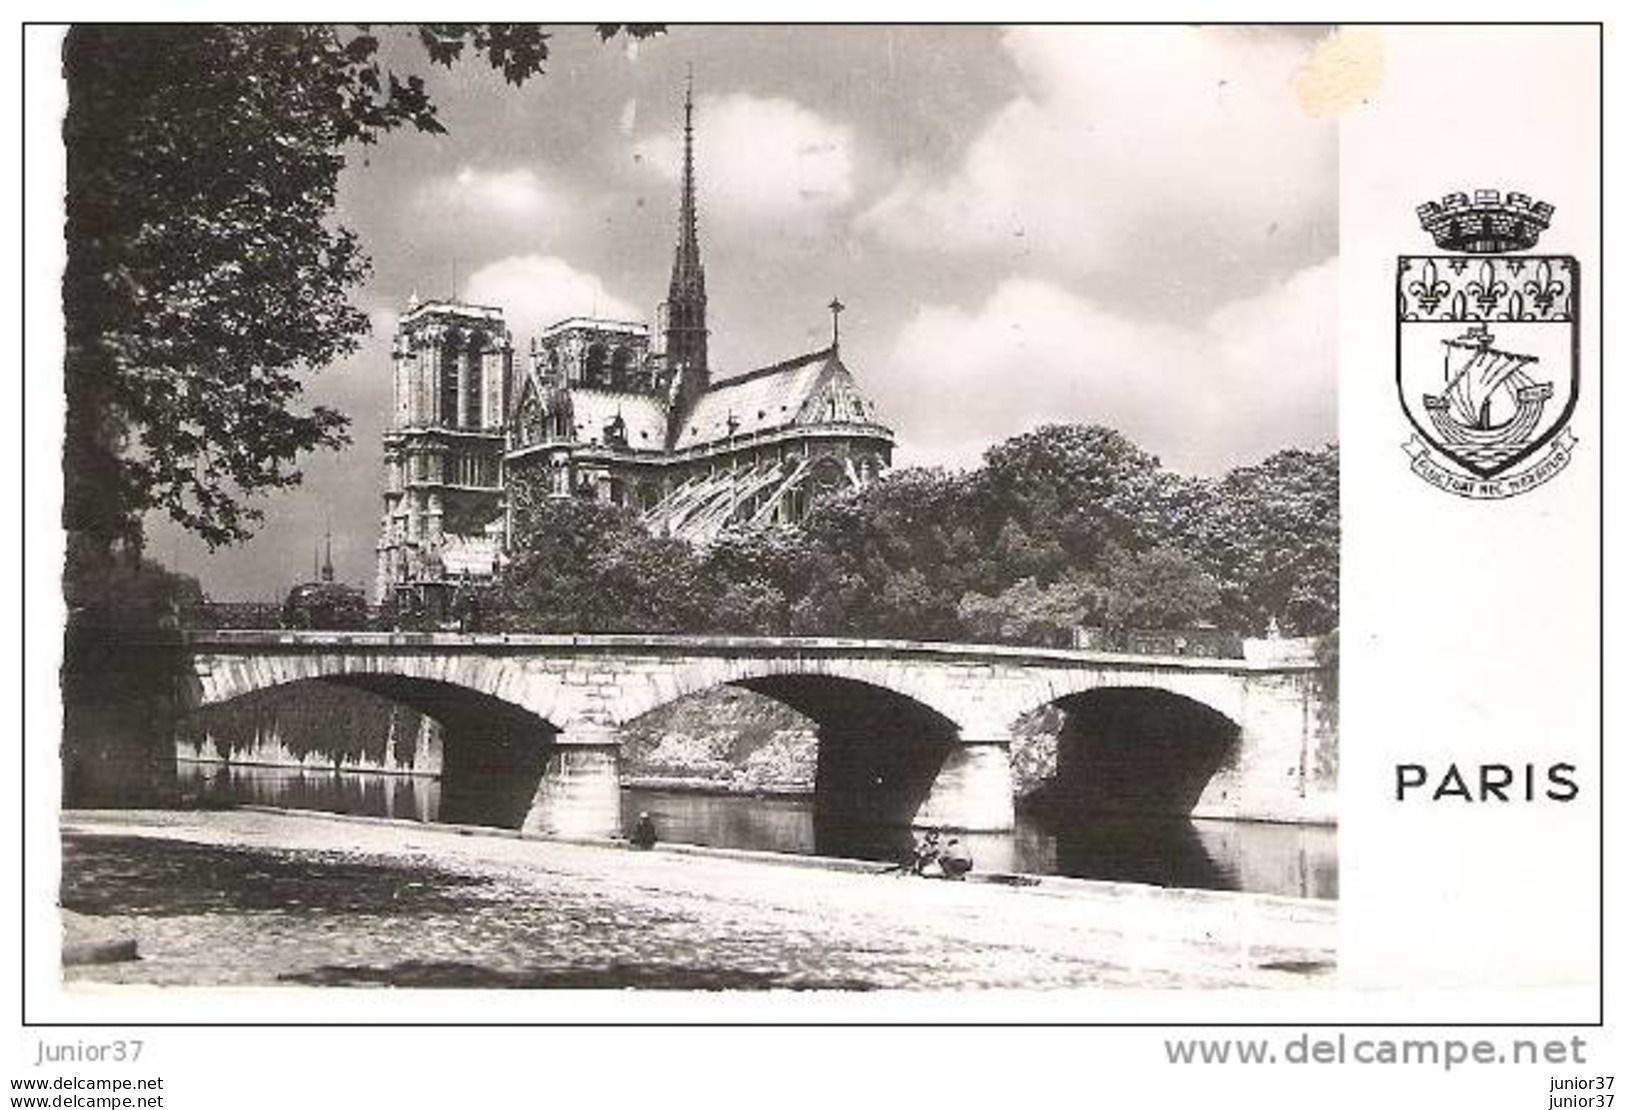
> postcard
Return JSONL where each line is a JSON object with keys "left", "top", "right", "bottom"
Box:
{"left": 16, "top": 18, "right": 1609, "bottom": 1104}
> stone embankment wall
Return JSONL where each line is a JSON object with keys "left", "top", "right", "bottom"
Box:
{"left": 181, "top": 684, "right": 443, "bottom": 776}
{"left": 619, "top": 686, "right": 816, "bottom": 793}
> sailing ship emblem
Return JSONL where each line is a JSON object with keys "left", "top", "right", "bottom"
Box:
{"left": 1422, "top": 324, "right": 1551, "bottom": 471}
{"left": 1398, "top": 191, "right": 1579, "bottom": 498}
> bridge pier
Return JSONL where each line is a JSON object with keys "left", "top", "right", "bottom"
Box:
{"left": 520, "top": 726, "right": 622, "bottom": 839}
{"left": 913, "top": 738, "right": 1015, "bottom": 832}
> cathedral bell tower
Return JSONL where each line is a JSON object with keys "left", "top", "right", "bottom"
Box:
{"left": 664, "top": 76, "right": 709, "bottom": 432}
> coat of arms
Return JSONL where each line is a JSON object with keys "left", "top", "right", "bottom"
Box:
{"left": 1398, "top": 190, "right": 1578, "bottom": 498}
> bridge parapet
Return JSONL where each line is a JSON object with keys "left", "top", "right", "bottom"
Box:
{"left": 180, "top": 630, "right": 1319, "bottom": 674}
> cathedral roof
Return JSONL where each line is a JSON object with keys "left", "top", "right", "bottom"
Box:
{"left": 540, "top": 317, "right": 648, "bottom": 339}
{"left": 567, "top": 389, "right": 669, "bottom": 451}
{"left": 672, "top": 348, "right": 889, "bottom": 451}
{"left": 399, "top": 299, "right": 505, "bottom": 328}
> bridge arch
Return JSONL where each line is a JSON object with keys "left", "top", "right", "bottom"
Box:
{"left": 1021, "top": 685, "right": 1242, "bottom": 820}
{"left": 620, "top": 666, "right": 980, "bottom": 846}
{"left": 602, "top": 653, "right": 969, "bottom": 734}
{"left": 185, "top": 670, "right": 572, "bottom": 830}
{"left": 1005, "top": 685, "right": 1256, "bottom": 890}
{"left": 994, "top": 665, "right": 1249, "bottom": 740}
{"left": 185, "top": 648, "right": 561, "bottom": 728}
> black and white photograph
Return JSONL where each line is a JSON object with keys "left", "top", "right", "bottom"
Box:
{"left": 16, "top": 16, "right": 1606, "bottom": 1106}
{"left": 55, "top": 22, "right": 1340, "bottom": 994}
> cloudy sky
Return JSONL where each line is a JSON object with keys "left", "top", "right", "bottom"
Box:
{"left": 147, "top": 24, "right": 1338, "bottom": 598}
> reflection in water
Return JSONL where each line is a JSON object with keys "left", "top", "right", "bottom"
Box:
{"left": 625, "top": 789, "right": 1336, "bottom": 899}
{"left": 1021, "top": 817, "right": 1248, "bottom": 893}
{"left": 626, "top": 790, "right": 817, "bottom": 855}
{"left": 176, "top": 764, "right": 1336, "bottom": 900}
{"left": 178, "top": 762, "right": 441, "bottom": 824}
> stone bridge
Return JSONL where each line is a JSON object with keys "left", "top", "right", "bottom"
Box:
{"left": 175, "top": 632, "right": 1336, "bottom": 839}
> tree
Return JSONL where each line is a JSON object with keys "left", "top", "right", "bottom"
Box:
{"left": 981, "top": 424, "right": 1169, "bottom": 568}
{"left": 1195, "top": 445, "right": 1339, "bottom": 635}
{"left": 700, "top": 526, "right": 814, "bottom": 635}
{"left": 63, "top": 24, "right": 659, "bottom": 553}
{"left": 956, "top": 574, "right": 1102, "bottom": 647}
{"left": 62, "top": 543, "right": 204, "bottom": 631}
{"left": 709, "top": 577, "right": 791, "bottom": 636}
{"left": 493, "top": 495, "right": 708, "bottom": 633}
{"left": 487, "top": 428, "right": 1338, "bottom": 645}
{"left": 1097, "top": 543, "right": 1221, "bottom": 630}
{"left": 793, "top": 468, "right": 983, "bottom": 639}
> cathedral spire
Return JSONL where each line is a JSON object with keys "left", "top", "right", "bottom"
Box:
{"left": 678, "top": 70, "right": 699, "bottom": 279}
{"left": 665, "top": 71, "right": 708, "bottom": 392}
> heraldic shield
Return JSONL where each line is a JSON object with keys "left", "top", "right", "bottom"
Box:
{"left": 1397, "top": 254, "right": 1579, "bottom": 484}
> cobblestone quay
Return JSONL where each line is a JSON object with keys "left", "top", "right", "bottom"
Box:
{"left": 61, "top": 810, "right": 1334, "bottom": 991}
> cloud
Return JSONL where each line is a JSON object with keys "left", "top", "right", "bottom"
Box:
{"left": 876, "top": 256, "right": 1337, "bottom": 474}
{"left": 861, "top": 27, "right": 1335, "bottom": 286}
{"left": 463, "top": 255, "right": 640, "bottom": 337}
{"left": 634, "top": 93, "right": 854, "bottom": 222}
{"left": 413, "top": 166, "right": 553, "bottom": 221}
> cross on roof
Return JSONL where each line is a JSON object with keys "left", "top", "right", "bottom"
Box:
{"left": 829, "top": 297, "right": 845, "bottom": 351}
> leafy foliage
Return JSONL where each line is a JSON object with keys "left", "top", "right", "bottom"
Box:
{"left": 492, "top": 425, "right": 1339, "bottom": 644}
{"left": 1190, "top": 445, "right": 1340, "bottom": 635}
{"left": 981, "top": 424, "right": 1170, "bottom": 568}
{"left": 787, "top": 468, "right": 984, "bottom": 638}
{"left": 62, "top": 533, "right": 205, "bottom": 630}
{"left": 496, "top": 480, "right": 712, "bottom": 633}
{"left": 1097, "top": 544, "right": 1221, "bottom": 630}
{"left": 956, "top": 574, "right": 1102, "bottom": 647}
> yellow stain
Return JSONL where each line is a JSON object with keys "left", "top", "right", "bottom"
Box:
{"left": 1295, "top": 27, "right": 1385, "bottom": 118}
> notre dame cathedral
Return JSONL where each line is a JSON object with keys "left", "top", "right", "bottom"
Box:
{"left": 374, "top": 86, "right": 895, "bottom": 609}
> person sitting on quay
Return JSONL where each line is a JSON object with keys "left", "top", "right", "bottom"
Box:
{"left": 880, "top": 828, "right": 939, "bottom": 877}
{"left": 937, "top": 838, "right": 973, "bottom": 880}
{"left": 910, "top": 828, "right": 942, "bottom": 876}
{"left": 630, "top": 811, "right": 658, "bottom": 850}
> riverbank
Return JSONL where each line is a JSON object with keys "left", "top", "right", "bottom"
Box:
{"left": 60, "top": 808, "right": 1335, "bottom": 991}
{"left": 174, "top": 764, "right": 1340, "bottom": 897}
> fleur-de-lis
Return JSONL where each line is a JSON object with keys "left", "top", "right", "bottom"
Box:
{"left": 1497, "top": 290, "right": 1527, "bottom": 321}
{"left": 1405, "top": 259, "right": 1451, "bottom": 316}
{"left": 1465, "top": 260, "right": 1508, "bottom": 316}
{"left": 1522, "top": 259, "right": 1568, "bottom": 317}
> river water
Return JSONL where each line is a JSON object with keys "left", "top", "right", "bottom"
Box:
{"left": 176, "top": 762, "right": 1337, "bottom": 900}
